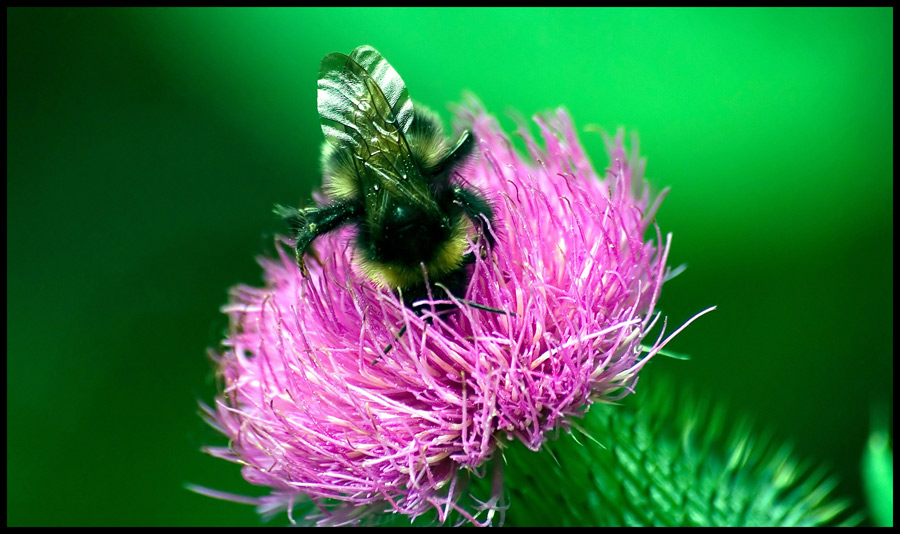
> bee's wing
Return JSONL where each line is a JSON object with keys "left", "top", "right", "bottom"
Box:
{"left": 347, "top": 45, "right": 414, "bottom": 133}
{"left": 317, "top": 48, "right": 440, "bottom": 219}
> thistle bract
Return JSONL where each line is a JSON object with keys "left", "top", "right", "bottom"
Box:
{"left": 204, "top": 103, "right": 692, "bottom": 525}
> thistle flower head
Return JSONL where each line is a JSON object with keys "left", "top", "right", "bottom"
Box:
{"left": 204, "top": 102, "right": 695, "bottom": 525}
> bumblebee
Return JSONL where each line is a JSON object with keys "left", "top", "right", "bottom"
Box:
{"left": 276, "top": 45, "right": 495, "bottom": 310}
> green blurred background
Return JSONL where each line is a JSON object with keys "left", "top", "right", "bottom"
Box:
{"left": 7, "top": 7, "right": 892, "bottom": 526}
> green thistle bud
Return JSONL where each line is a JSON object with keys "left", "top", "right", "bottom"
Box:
{"left": 490, "top": 379, "right": 861, "bottom": 527}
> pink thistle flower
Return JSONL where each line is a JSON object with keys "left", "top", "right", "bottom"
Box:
{"left": 201, "top": 101, "right": 710, "bottom": 525}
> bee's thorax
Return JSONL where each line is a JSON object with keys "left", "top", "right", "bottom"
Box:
{"left": 364, "top": 203, "right": 452, "bottom": 265}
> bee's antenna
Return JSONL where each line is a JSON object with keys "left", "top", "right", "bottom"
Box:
{"left": 434, "top": 283, "right": 516, "bottom": 317}
{"left": 458, "top": 299, "right": 516, "bottom": 316}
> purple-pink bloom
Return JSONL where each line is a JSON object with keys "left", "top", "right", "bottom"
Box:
{"left": 202, "top": 102, "right": 703, "bottom": 525}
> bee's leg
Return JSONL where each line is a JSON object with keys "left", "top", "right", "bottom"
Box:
{"left": 376, "top": 300, "right": 457, "bottom": 364}
{"left": 432, "top": 129, "right": 475, "bottom": 177}
{"left": 373, "top": 324, "right": 408, "bottom": 365}
{"left": 376, "top": 287, "right": 441, "bottom": 363}
{"left": 274, "top": 201, "right": 363, "bottom": 274}
{"left": 452, "top": 185, "right": 496, "bottom": 250}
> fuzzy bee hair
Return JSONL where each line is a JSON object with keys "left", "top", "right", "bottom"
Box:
{"left": 276, "top": 45, "right": 495, "bottom": 310}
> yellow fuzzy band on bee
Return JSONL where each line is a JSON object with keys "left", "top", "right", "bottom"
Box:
{"left": 357, "top": 216, "right": 471, "bottom": 290}
{"left": 321, "top": 142, "right": 360, "bottom": 200}
{"left": 406, "top": 104, "right": 448, "bottom": 171}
